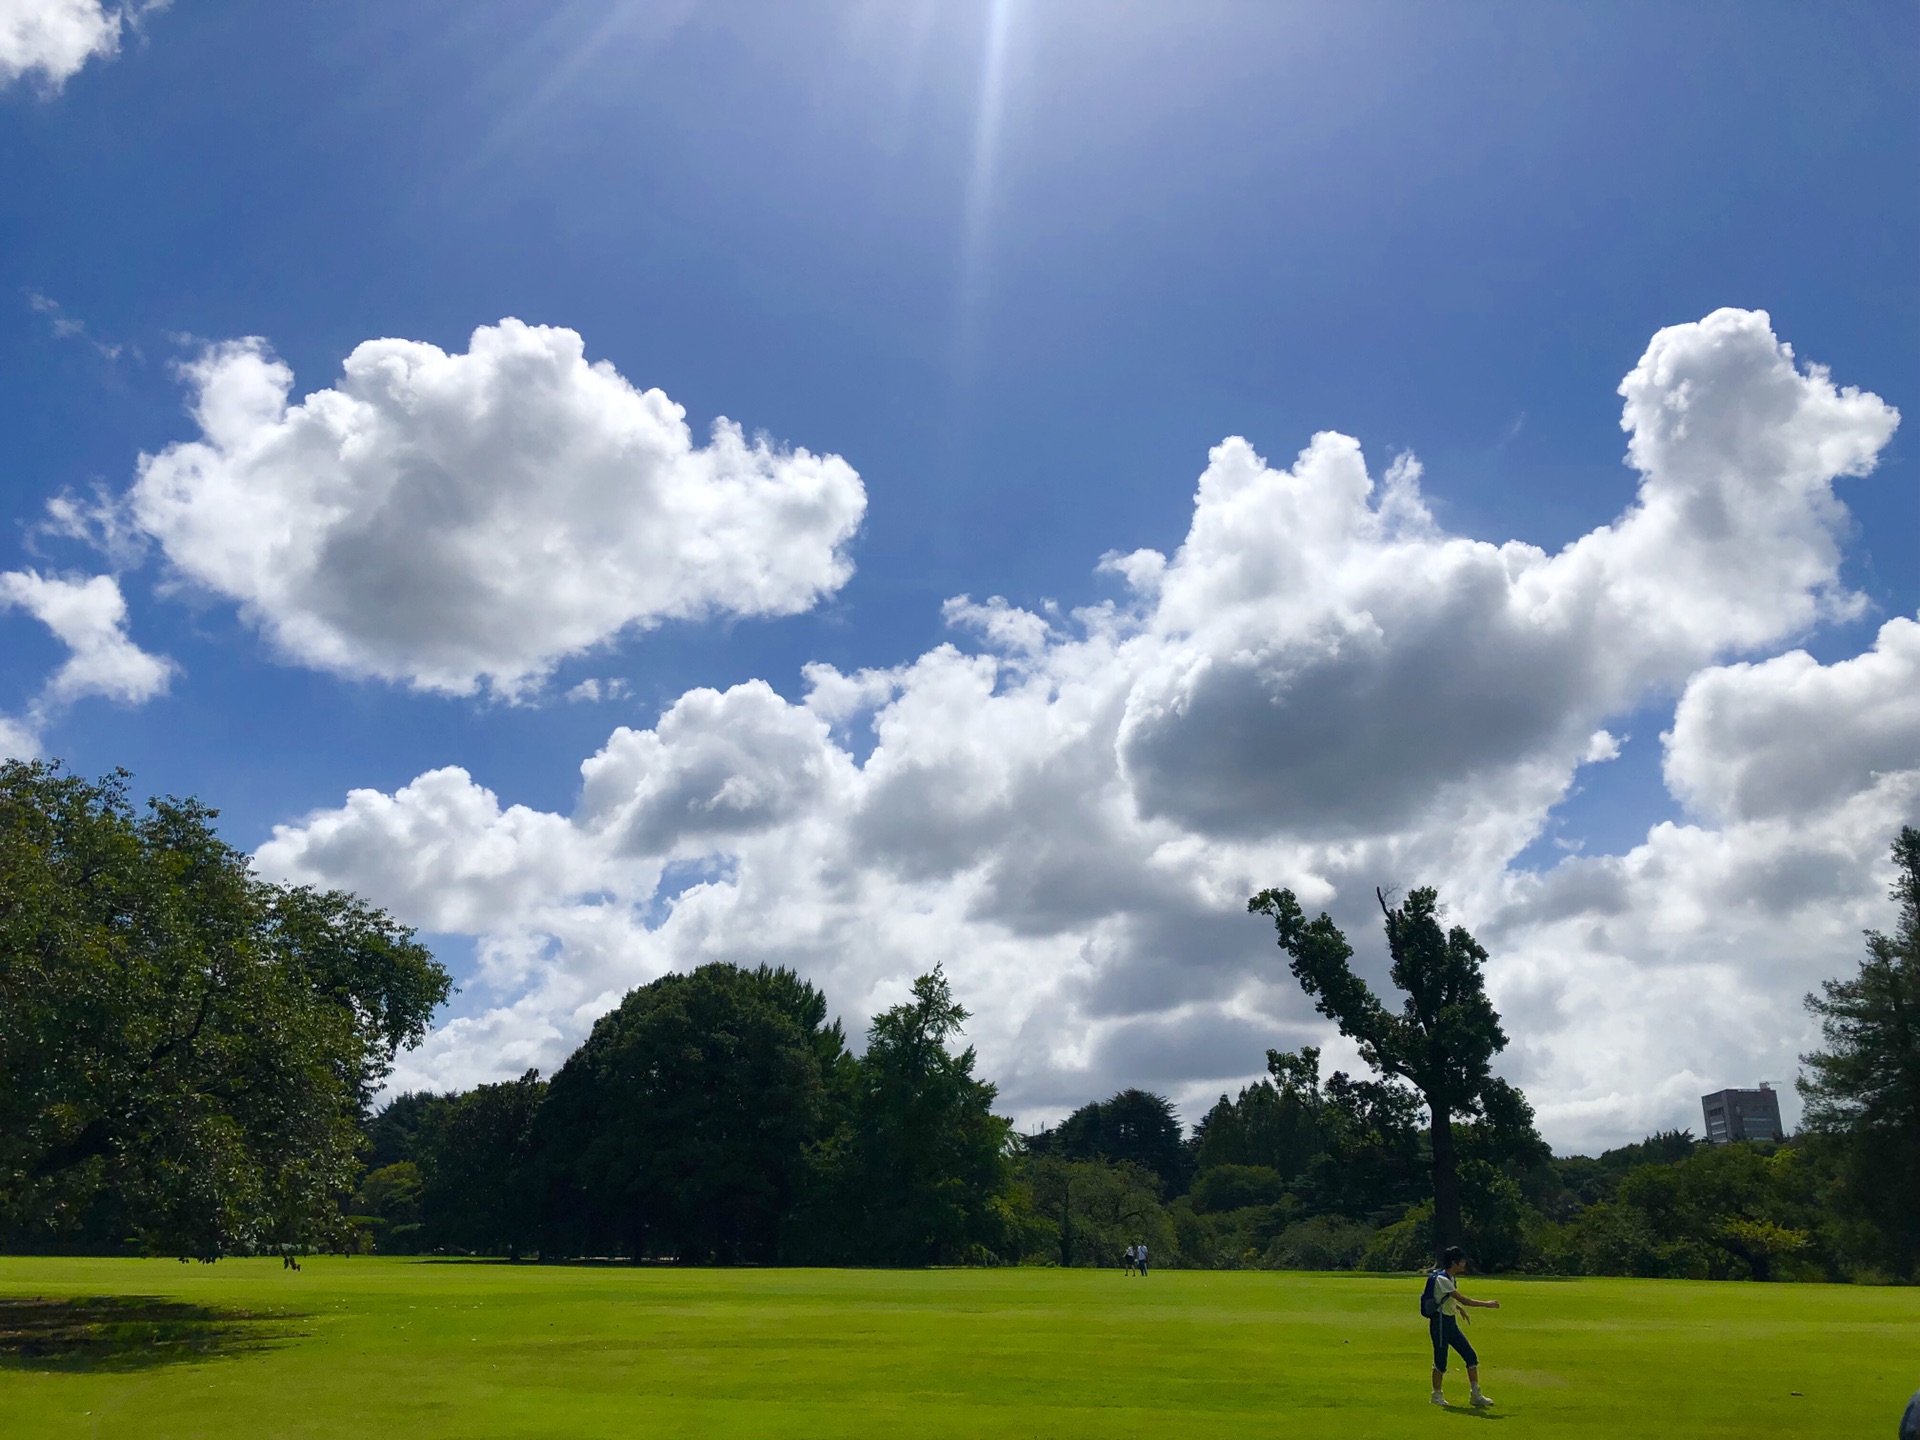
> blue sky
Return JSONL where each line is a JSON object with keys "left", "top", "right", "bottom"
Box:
{"left": 3, "top": 2, "right": 1916, "bottom": 1150}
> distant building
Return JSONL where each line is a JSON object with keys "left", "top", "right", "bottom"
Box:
{"left": 1700, "top": 1085, "right": 1784, "bottom": 1144}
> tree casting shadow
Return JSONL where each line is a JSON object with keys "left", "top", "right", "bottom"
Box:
{"left": 0, "top": 1296, "right": 305, "bottom": 1373}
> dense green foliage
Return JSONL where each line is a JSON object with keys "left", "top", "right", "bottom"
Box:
{"left": 818, "top": 968, "right": 1018, "bottom": 1264}
{"left": 1028, "top": 1088, "right": 1192, "bottom": 1192}
{"left": 1248, "top": 885, "right": 1508, "bottom": 1255}
{"left": 365, "top": 965, "right": 1018, "bottom": 1266}
{"left": 1020, "top": 1085, "right": 1905, "bottom": 1281}
{"left": 0, "top": 761, "right": 449, "bottom": 1259}
{"left": 1799, "top": 825, "right": 1920, "bottom": 1277}
{"left": 355, "top": 951, "right": 1913, "bottom": 1278}
{"left": 535, "top": 964, "right": 845, "bottom": 1262}
{"left": 1022, "top": 1155, "right": 1171, "bottom": 1267}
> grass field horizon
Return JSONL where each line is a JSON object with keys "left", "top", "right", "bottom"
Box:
{"left": 1, "top": 1258, "right": 1913, "bottom": 1438}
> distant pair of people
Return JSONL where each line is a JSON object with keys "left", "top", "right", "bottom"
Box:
{"left": 1121, "top": 1242, "right": 1149, "bottom": 1276}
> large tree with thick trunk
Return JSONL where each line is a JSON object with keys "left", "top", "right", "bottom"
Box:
{"left": 1249, "top": 884, "right": 1508, "bottom": 1258}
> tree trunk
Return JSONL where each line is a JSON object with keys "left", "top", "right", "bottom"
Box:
{"left": 1060, "top": 1181, "right": 1074, "bottom": 1268}
{"left": 1430, "top": 1104, "right": 1464, "bottom": 1259}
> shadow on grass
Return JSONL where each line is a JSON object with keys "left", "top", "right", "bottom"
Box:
{"left": 0, "top": 1296, "right": 305, "bottom": 1373}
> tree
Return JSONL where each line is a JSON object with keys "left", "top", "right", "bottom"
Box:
{"left": 353, "top": 1161, "right": 424, "bottom": 1254}
{"left": 1799, "top": 825, "right": 1920, "bottom": 1275}
{"left": 1592, "top": 1143, "right": 1819, "bottom": 1281}
{"left": 419, "top": 1071, "right": 547, "bottom": 1259}
{"left": 1191, "top": 1048, "right": 1331, "bottom": 1182}
{"left": 1301, "top": 1068, "right": 1426, "bottom": 1222}
{"left": 363, "top": 1091, "right": 440, "bottom": 1171}
{"left": 1189, "top": 1163, "right": 1287, "bottom": 1213}
{"left": 268, "top": 885, "right": 454, "bottom": 1110}
{"left": 835, "top": 968, "right": 1017, "bottom": 1265}
{"left": 0, "top": 761, "right": 449, "bottom": 1258}
{"left": 1035, "top": 1089, "right": 1191, "bottom": 1193}
{"left": 1021, "top": 1155, "right": 1170, "bottom": 1267}
{"left": 536, "top": 963, "right": 846, "bottom": 1263}
{"left": 1249, "top": 884, "right": 1508, "bottom": 1257}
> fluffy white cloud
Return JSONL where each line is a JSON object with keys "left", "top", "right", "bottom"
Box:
{"left": 1662, "top": 617, "right": 1920, "bottom": 826}
{"left": 0, "top": 714, "right": 37, "bottom": 760}
{"left": 259, "top": 310, "right": 1910, "bottom": 1152}
{"left": 0, "top": 570, "right": 174, "bottom": 755}
{"left": 1117, "top": 310, "right": 1892, "bottom": 837}
{"left": 0, "top": 570, "right": 173, "bottom": 707}
{"left": 0, "top": 0, "right": 121, "bottom": 88}
{"left": 131, "top": 320, "right": 866, "bottom": 697}
{"left": 1491, "top": 641, "right": 1920, "bottom": 1145}
{"left": 1474, "top": 614, "right": 1919, "bottom": 1144}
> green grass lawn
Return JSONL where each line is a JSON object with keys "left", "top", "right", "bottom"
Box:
{"left": 1, "top": 1258, "right": 1914, "bottom": 1438}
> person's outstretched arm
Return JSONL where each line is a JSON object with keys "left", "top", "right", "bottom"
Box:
{"left": 1457, "top": 1293, "right": 1501, "bottom": 1310}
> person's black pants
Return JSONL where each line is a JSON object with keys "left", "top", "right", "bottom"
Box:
{"left": 1430, "top": 1314, "right": 1477, "bottom": 1371}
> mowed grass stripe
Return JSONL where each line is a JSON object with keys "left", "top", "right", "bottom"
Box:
{"left": 0, "top": 1259, "right": 1913, "bottom": 1438}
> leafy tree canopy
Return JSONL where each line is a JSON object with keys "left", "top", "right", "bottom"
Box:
{"left": 1035, "top": 1089, "right": 1191, "bottom": 1193}
{"left": 1191, "top": 1052, "right": 1327, "bottom": 1183}
{"left": 0, "top": 761, "right": 449, "bottom": 1258}
{"left": 418, "top": 1070, "right": 547, "bottom": 1260}
{"left": 1022, "top": 1155, "right": 1169, "bottom": 1267}
{"left": 364, "top": 1091, "right": 439, "bottom": 1172}
{"left": 536, "top": 962, "right": 847, "bottom": 1263}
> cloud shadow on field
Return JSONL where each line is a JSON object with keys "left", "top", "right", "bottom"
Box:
{"left": 0, "top": 1295, "right": 305, "bottom": 1373}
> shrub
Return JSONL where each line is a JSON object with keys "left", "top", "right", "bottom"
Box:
{"left": 1264, "top": 1214, "right": 1373, "bottom": 1270}
{"left": 1190, "top": 1165, "right": 1287, "bottom": 1214}
{"left": 1359, "top": 1204, "right": 1434, "bottom": 1271}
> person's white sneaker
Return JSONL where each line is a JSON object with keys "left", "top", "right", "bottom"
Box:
{"left": 1430, "top": 1392, "right": 1448, "bottom": 1406}
{"left": 1470, "top": 1391, "right": 1494, "bottom": 1408}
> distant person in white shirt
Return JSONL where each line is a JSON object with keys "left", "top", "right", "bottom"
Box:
{"left": 1122, "top": 1243, "right": 1137, "bottom": 1275}
{"left": 1135, "top": 1241, "right": 1148, "bottom": 1277}
{"left": 1425, "top": 1245, "right": 1498, "bottom": 1408}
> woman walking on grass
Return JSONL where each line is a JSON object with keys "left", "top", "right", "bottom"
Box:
{"left": 1425, "top": 1245, "right": 1498, "bottom": 1408}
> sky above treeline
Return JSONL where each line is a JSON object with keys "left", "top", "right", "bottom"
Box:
{"left": 2, "top": 1, "right": 1915, "bottom": 1154}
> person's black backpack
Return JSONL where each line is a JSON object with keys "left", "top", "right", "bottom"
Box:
{"left": 1419, "top": 1267, "right": 1445, "bottom": 1320}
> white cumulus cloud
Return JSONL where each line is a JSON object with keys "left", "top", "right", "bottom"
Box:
{"left": 0, "top": 570, "right": 174, "bottom": 707}
{"left": 131, "top": 320, "right": 867, "bottom": 698}
{"left": 0, "top": 714, "right": 37, "bottom": 760}
{"left": 1476, "top": 614, "right": 1920, "bottom": 1147}
{"left": 257, "top": 310, "right": 1910, "bottom": 1153}
{"left": 0, "top": 571, "right": 174, "bottom": 754}
{"left": 0, "top": 0, "right": 124, "bottom": 89}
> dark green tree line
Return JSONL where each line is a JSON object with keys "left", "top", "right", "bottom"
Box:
{"left": 364, "top": 963, "right": 1020, "bottom": 1266}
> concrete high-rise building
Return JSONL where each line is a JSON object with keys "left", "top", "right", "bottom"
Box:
{"left": 1700, "top": 1085, "right": 1784, "bottom": 1144}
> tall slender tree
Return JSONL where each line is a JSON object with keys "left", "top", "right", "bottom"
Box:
{"left": 837, "top": 968, "right": 1015, "bottom": 1265}
{"left": 1799, "top": 825, "right": 1920, "bottom": 1275}
{"left": 1248, "top": 884, "right": 1508, "bottom": 1256}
